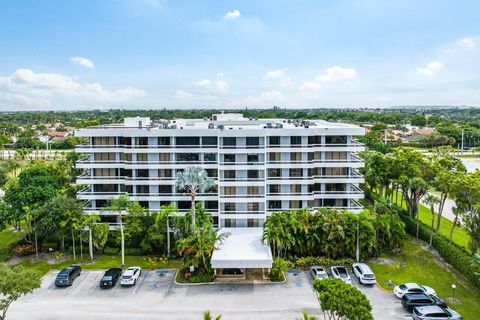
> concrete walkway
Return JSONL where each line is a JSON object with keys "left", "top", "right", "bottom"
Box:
{"left": 420, "top": 196, "right": 458, "bottom": 223}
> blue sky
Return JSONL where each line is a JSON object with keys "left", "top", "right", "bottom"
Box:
{"left": 0, "top": 0, "right": 479, "bottom": 110}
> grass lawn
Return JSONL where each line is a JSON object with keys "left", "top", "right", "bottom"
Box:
{"left": 0, "top": 227, "right": 25, "bottom": 251}
{"left": 389, "top": 191, "right": 470, "bottom": 248}
{"left": 15, "top": 254, "right": 183, "bottom": 276}
{"left": 369, "top": 237, "right": 480, "bottom": 320}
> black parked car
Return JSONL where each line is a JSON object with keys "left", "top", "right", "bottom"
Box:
{"left": 99, "top": 268, "right": 122, "bottom": 288}
{"left": 55, "top": 265, "right": 81, "bottom": 287}
{"left": 402, "top": 293, "right": 447, "bottom": 312}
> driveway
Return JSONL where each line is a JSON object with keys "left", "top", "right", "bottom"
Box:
{"left": 9, "top": 269, "right": 406, "bottom": 320}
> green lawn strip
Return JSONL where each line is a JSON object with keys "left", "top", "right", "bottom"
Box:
{"left": 15, "top": 255, "right": 183, "bottom": 276}
{"left": 0, "top": 227, "right": 25, "bottom": 251}
{"left": 388, "top": 190, "right": 470, "bottom": 248}
{"left": 369, "top": 237, "right": 480, "bottom": 320}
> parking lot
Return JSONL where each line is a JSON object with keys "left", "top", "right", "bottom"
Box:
{"left": 8, "top": 269, "right": 409, "bottom": 320}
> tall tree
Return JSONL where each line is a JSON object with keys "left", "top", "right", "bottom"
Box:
{"left": 175, "top": 166, "right": 214, "bottom": 236}
{"left": 106, "top": 195, "right": 129, "bottom": 266}
{"left": 424, "top": 194, "right": 440, "bottom": 247}
{"left": 0, "top": 264, "right": 41, "bottom": 320}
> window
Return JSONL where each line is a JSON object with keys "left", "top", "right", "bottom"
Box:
{"left": 290, "top": 184, "right": 302, "bottom": 193}
{"left": 158, "top": 137, "right": 171, "bottom": 145}
{"left": 92, "top": 137, "right": 115, "bottom": 146}
{"left": 224, "top": 203, "right": 236, "bottom": 211}
{"left": 223, "top": 137, "right": 236, "bottom": 146}
{"left": 326, "top": 183, "right": 346, "bottom": 191}
{"left": 290, "top": 152, "right": 301, "bottom": 161}
{"left": 247, "top": 219, "right": 260, "bottom": 227}
{"left": 159, "top": 153, "right": 171, "bottom": 162}
{"left": 247, "top": 154, "right": 259, "bottom": 163}
{"left": 269, "top": 152, "right": 280, "bottom": 161}
{"left": 224, "top": 219, "right": 236, "bottom": 228}
{"left": 204, "top": 153, "right": 217, "bottom": 162}
{"left": 290, "top": 200, "right": 302, "bottom": 209}
{"left": 325, "top": 152, "right": 347, "bottom": 160}
{"left": 308, "top": 136, "right": 320, "bottom": 145}
{"left": 94, "top": 153, "right": 115, "bottom": 161}
{"left": 177, "top": 153, "right": 199, "bottom": 162}
{"left": 247, "top": 186, "right": 259, "bottom": 195}
{"left": 205, "top": 169, "right": 218, "bottom": 178}
{"left": 269, "top": 200, "right": 281, "bottom": 209}
{"left": 224, "top": 186, "right": 236, "bottom": 195}
{"left": 120, "top": 153, "right": 132, "bottom": 162}
{"left": 136, "top": 137, "right": 148, "bottom": 146}
{"left": 202, "top": 136, "right": 217, "bottom": 146}
{"left": 325, "top": 136, "right": 347, "bottom": 144}
{"left": 137, "top": 169, "right": 149, "bottom": 178}
{"left": 269, "top": 184, "right": 280, "bottom": 193}
{"left": 205, "top": 201, "right": 218, "bottom": 210}
{"left": 136, "top": 185, "right": 149, "bottom": 194}
{"left": 248, "top": 203, "right": 259, "bottom": 212}
{"left": 176, "top": 136, "right": 200, "bottom": 146}
{"left": 246, "top": 137, "right": 260, "bottom": 146}
{"left": 159, "top": 185, "right": 172, "bottom": 194}
{"left": 269, "top": 136, "right": 280, "bottom": 146}
{"left": 158, "top": 169, "right": 172, "bottom": 177}
{"left": 289, "top": 168, "right": 303, "bottom": 177}
{"left": 268, "top": 168, "right": 281, "bottom": 177}
{"left": 224, "top": 154, "right": 236, "bottom": 163}
{"left": 224, "top": 170, "right": 236, "bottom": 179}
{"left": 247, "top": 170, "right": 259, "bottom": 179}
{"left": 120, "top": 168, "right": 132, "bottom": 177}
{"left": 290, "top": 136, "right": 302, "bottom": 146}
{"left": 94, "top": 168, "right": 116, "bottom": 177}
{"left": 119, "top": 137, "right": 132, "bottom": 146}
{"left": 137, "top": 153, "right": 148, "bottom": 161}
{"left": 323, "top": 167, "right": 348, "bottom": 176}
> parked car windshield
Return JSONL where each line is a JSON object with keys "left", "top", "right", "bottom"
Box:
{"left": 399, "top": 284, "right": 408, "bottom": 290}
{"left": 102, "top": 276, "right": 113, "bottom": 281}
{"left": 363, "top": 273, "right": 375, "bottom": 279}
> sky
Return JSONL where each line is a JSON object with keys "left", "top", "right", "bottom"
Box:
{"left": 0, "top": 0, "right": 479, "bottom": 110}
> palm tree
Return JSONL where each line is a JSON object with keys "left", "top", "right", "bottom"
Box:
{"left": 297, "top": 311, "right": 318, "bottom": 320}
{"left": 175, "top": 166, "right": 214, "bottom": 236}
{"left": 203, "top": 311, "right": 221, "bottom": 320}
{"left": 106, "top": 195, "right": 129, "bottom": 266}
{"left": 424, "top": 194, "right": 439, "bottom": 247}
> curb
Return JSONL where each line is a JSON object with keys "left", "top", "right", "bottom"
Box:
{"left": 376, "top": 282, "right": 394, "bottom": 293}
{"left": 173, "top": 269, "right": 216, "bottom": 286}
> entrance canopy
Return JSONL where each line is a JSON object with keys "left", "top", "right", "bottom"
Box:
{"left": 211, "top": 228, "right": 273, "bottom": 269}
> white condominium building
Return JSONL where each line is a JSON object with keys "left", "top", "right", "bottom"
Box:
{"left": 75, "top": 113, "right": 365, "bottom": 228}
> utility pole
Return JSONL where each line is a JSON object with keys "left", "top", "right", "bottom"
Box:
{"left": 89, "top": 227, "right": 94, "bottom": 263}
{"left": 356, "top": 217, "right": 360, "bottom": 263}
{"left": 461, "top": 129, "right": 464, "bottom": 156}
{"left": 384, "top": 130, "right": 387, "bottom": 145}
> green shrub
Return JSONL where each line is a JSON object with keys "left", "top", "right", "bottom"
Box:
{"left": 104, "top": 246, "right": 119, "bottom": 255}
{"left": 400, "top": 213, "right": 480, "bottom": 287}
{"left": 42, "top": 241, "right": 58, "bottom": 250}
{"left": 189, "top": 272, "right": 214, "bottom": 283}
{"left": 0, "top": 249, "right": 12, "bottom": 262}
{"left": 124, "top": 248, "right": 145, "bottom": 256}
{"left": 294, "top": 257, "right": 355, "bottom": 269}
{"left": 270, "top": 257, "right": 293, "bottom": 282}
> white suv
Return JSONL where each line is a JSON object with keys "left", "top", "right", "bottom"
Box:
{"left": 120, "top": 266, "right": 142, "bottom": 286}
{"left": 352, "top": 263, "right": 376, "bottom": 285}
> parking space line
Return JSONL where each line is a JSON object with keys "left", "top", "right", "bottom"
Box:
{"left": 88, "top": 274, "right": 103, "bottom": 293}
{"left": 67, "top": 272, "right": 88, "bottom": 294}
{"left": 133, "top": 270, "right": 149, "bottom": 295}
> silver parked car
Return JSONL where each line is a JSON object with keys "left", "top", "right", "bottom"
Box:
{"left": 412, "top": 306, "right": 462, "bottom": 320}
{"left": 330, "top": 266, "right": 351, "bottom": 284}
{"left": 310, "top": 266, "right": 328, "bottom": 280}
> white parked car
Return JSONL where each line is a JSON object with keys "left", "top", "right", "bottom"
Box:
{"left": 120, "top": 266, "right": 142, "bottom": 286}
{"left": 310, "top": 266, "right": 328, "bottom": 280}
{"left": 330, "top": 266, "right": 351, "bottom": 284}
{"left": 352, "top": 263, "right": 376, "bottom": 285}
{"left": 393, "top": 283, "right": 436, "bottom": 299}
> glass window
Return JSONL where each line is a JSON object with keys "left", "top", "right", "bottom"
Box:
{"left": 269, "top": 136, "right": 280, "bottom": 146}
{"left": 308, "top": 136, "right": 320, "bottom": 145}
{"left": 137, "top": 169, "right": 149, "bottom": 178}
{"left": 269, "top": 152, "right": 280, "bottom": 161}
{"left": 177, "top": 153, "right": 200, "bottom": 162}
{"left": 224, "top": 186, "right": 236, "bottom": 195}
{"left": 269, "top": 184, "right": 280, "bottom": 193}
{"left": 248, "top": 203, "right": 259, "bottom": 211}
{"left": 247, "top": 186, "right": 259, "bottom": 195}
{"left": 158, "top": 137, "right": 171, "bottom": 145}
{"left": 247, "top": 154, "right": 259, "bottom": 163}
{"left": 269, "top": 200, "right": 281, "bottom": 209}
{"left": 176, "top": 137, "right": 200, "bottom": 146}
{"left": 247, "top": 170, "right": 259, "bottom": 179}
{"left": 223, "top": 137, "right": 236, "bottom": 146}
{"left": 246, "top": 137, "right": 260, "bottom": 146}
{"left": 224, "top": 154, "right": 236, "bottom": 163}
{"left": 204, "top": 153, "right": 217, "bottom": 162}
{"left": 290, "top": 136, "right": 302, "bottom": 145}
{"left": 159, "top": 185, "right": 172, "bottom": 193}
{"left": 325, "top": 136, "right": 347, "bottom": 144}
{"left": 136, "top": 137, "right": 148, "bottom": 146}
{"left": 224, "top": 170, "right": 236, "bottom": 179}
{"left": 247, "top": 219, "right": 260, "bottom": 227}
{"left": 224, "top": 219, "right": 236, "bottom": 228}
{"left": 289, "top": 168, "right": 303, "bottom": 177}
{"left": 137, "top": 153, "right": 148, "bottom": 161}
{"left": 224, "top": 203, "right": 236, "bottom": 211}
{"left": 202, "top": 136, "right": 218, "bottom": 146}
{"left": 268, "top": 168, "right": 281, "bottom": 177}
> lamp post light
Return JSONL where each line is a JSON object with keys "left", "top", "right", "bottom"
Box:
{"left": 451, "top": 284, "right": 456, "bottom": 303}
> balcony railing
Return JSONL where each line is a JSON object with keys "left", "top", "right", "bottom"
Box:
{"left": 266, "top": 172, "right": 363, "bottom": 180}
{"left": 219, "top": 177, "right": 265, "bottom": 182}
{"left": 219, "top": 161, "right": 265, "bottom": 166}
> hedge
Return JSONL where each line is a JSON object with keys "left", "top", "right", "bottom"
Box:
{"left": 400, "top": 213, "right": 480, "bottom": 287}
{"left": 293, "top": 257, "right": 355, "bottom": 270}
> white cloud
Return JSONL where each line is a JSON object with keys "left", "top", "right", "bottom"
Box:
{"left": 377, "top": 96, "right": 391, "bottom": 102}
{"left": 264, "top": 69, "right": 292, "bottom": 86}
{"left": 194, "top": 79, "right": 211, "bottom": 87}
{"left": 214, "top": 80, "right": 228, "bottom": 92}
{"left": 224, "top": 10, "right": 241, "bottom": 20}
{"left": 70, "top": 56, "right": 95, "bottom": 69}
{"left": 242, "top": 90, "right": 285, "bottom": 106}
{"left": 416, "top": 61, "right": 444, "bottom": 76}
{"left": 175, "top": 90, "right": 194, "bottom": 99}
{"left": 0, "top": 68, "right": 145, "bottom": 108}
{"left": 299, "top": 65, "right": 357, "bottom": 91}
{"left": 457, "top": 37, "right": 476, "bottom": 49}
{"left": 315, "top": 65, "right": 357, "bottom": 83}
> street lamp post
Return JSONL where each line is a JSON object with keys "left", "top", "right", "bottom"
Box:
{"left": 451, "top": 284, "right": 456, "bottom": 303}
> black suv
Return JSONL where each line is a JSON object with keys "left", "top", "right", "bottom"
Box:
{"left": 401, "top": 293, "right": 447, "bottom": 312}
{"left": 55, "top": 265, "right": 81, "bottom": 287}
{"left": 100, "top": 268, "right": 122, "bottom": 288}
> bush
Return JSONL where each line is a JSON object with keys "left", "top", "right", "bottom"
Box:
{"left": 14, "top": 243, "right": 36, "bottom": 256}
{"left": 124, "top": 248, "right": 145, "bottom": 256}
{"left": 0, "top": 249, "right": 12, "bottom": 262}
{"left": 104, "top": 246, "right": 119, "bottom": 255}
{"left": 294, "top": 257, "right": 355, "bottom": 270}
{"left": 189, "top": 272, "right": 214, "bottom": 283}
{"left": 270, "top": 257, "right": 293, "bottom": 282}
{"left": 42, "top": 241, "right": 59, "bottom": 251}
{"left": 400, "top": 213, "right": 480, "bottom": 287}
